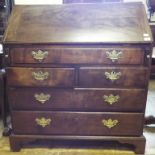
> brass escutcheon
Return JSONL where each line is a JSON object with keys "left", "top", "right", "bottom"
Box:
{"left": 105, "top": 71, "right": 121, "bottom": 82}
{"left": 102, "top": 118, "right": 118, "bottom": 129}
{"left": 32, "top": 71, "right": 49, "bottom": 81}
{"left": 35, "top": 117, "right": 51, "bottom": 127}
{"left": 106, "top": 50, "right": 122, "bottom": 62}
{"left": 34, "top": 93, "right": 51, "bottom": 104}
{"left": 103, "top": 94, "right": 120, "bottom": 105}
{"left": 32, "top": 50, "right": 48, "bottom": 62}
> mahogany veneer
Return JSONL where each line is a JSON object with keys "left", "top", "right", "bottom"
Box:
{"left": 3, "top": 2, "right": 153, "bottom": 154}
{"left": 8, "top": 88, "right": 146, "bottom": 112}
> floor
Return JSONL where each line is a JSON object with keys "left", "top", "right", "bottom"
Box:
{"left": 0, "top": 80, "right": 155, "bottom": 155}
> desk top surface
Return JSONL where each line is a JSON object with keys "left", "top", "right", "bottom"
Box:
{"left": 3, "top": 2, "right": 153, "bottom": 44}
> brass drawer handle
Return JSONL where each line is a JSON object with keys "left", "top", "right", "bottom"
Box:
{"left": 105, "top": 71, "right": 121, "bottom": 82}
{"left": 102, "top": 118, "right": 118, "bottom": 129}
{"left": 34, "top": 93, "right": 51, "bottom": 104}
{"left": 106, "top": 50, "right": 122, "bottom": 62}
{"left": 32, "top": 50, "right": 48, "bottom": 62}
{"left": 103, "top": 94, "right": 120, "bottom": 105}
{"left": 35, "top": 117, "right": 51, "bottom": 127}
{"left": 32, "top": 71, "right": 49, "bottom": 81}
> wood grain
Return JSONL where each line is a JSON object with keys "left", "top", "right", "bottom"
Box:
{"left": 12, "top": 111, "right": 144, "bottom": 136}
{"left": 10, "top": 46, "right": 144, "bottom": 65}
{"left": 3, "top": 3, "right": 153, "bottom": 44}
{"left": 9, "top": 88, "right": 146, "bottom": 112}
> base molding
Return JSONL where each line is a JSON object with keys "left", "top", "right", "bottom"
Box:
{"left": 9, "top": 134, "right": 145, "bottom": 154}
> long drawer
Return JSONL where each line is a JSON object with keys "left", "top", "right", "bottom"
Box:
{"left": 12, "top": 111, "right": 144, "bottom": 136}
{"left": 7, "top": 67, "right": 75, "bottom": 87}
{"left": 10, "top": 46, "right": 144, "bottom": 65}
{"left": 79, "top": 67, "right": 148, "bottom": 88}
{"left": 9, "top": 88, "right": 146, "bottom": 112}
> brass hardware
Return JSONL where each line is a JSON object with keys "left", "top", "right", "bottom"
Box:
{"left": 105, "top": 71, "right": 121, "bottom": 82}
{"left": 35, "top": 117, "right": 51, "bottom": 127}
{"left": 32, "top": 50, "right": 48, "bottom": 62}
{"left": 34, "top": 93, "right": 51, "bottom": 104}
{"left": 32, "top": 71, "right": 49, "bottom": 81}
{"left": 106, "top": 50, "right": 122, "bottom": 62}
{"left": 103, "top": 94, "right": 120, "bottom": 105}
{"left": 102, "top": 118, "right": 118, "bottom": 129}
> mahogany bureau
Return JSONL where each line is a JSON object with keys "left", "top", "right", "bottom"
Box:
{"left": 3, "top": 2, "right": 153, "bottom": 154}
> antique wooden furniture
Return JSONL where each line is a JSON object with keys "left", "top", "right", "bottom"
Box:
{"left": 3, "top": 3, "right": 153, "bottom": 154}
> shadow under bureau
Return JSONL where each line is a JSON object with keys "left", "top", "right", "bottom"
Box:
{"left": 3, "top": 2, "right": 153, "bottom": 154}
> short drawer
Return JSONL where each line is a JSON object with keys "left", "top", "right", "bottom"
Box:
{"left": 9, "top": 88, "right": 146, "bottom": 112}
{"left": 12, "top": 111, "right": 144, "bottom": 136}
{"left": 79, "top": 67, "right": 148, "bottom": 88}
{"left": 10, "top": 46, "right": 144, "bottom": 65}
{"left": 7, "top": 67, "right": 75, "bottom": 87}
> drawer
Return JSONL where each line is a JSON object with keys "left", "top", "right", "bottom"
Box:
{"left": 12, "top": 111, "right": 144, "bottom": 136}
{"left": 9, "top": 88, "right": 146, "bottom": 112}
{"left": 7, "top": 67, "right": 75, "bottom": 87}
{"left": 79, "top": 67, "right": 148, "bottom": 88}
{"left": 10, "top": 46, "right": 144, "bottom": 65}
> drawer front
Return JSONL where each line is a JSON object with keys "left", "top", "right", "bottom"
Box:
{"left": 79, "top": 67, "right": 148, "bottom": 88}
{"left": 7, "top": 67, "right": 75, "bottom": 87}
{"left": 12, "top": 111, "right": 144, "bottom": 136}
{"left": 9, "top": 88, "right": 146, "bottom": 112}
{"left": 10, "top": 47, "right": 144, "bottom": 65}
